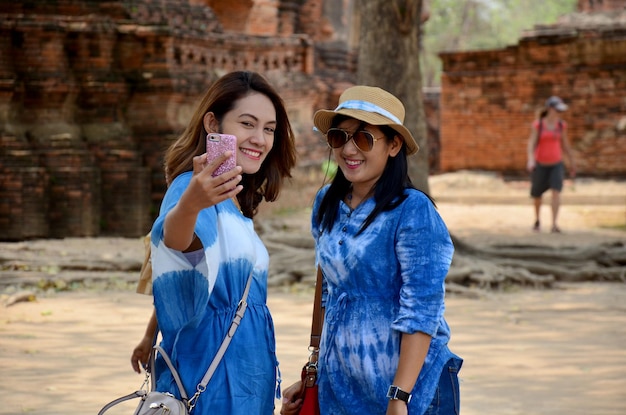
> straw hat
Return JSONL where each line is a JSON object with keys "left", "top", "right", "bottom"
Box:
{"left": 313, "top": 85, "right": 419, "bottom": 155}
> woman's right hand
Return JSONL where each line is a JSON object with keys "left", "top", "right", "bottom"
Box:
{"left": 163, "top": 152, "right": 243, "bottom": 251}
{"left": 184, "top": 152, "right": 243, "bottom": 212}
{"left": 280, "top": 380, "right": 304, "bottom": 415}
{"left": 526, "top": 159, "right": 536, "bottom": 172}
{"left": 130, "top": 335, "right": 153, "bottom": 374}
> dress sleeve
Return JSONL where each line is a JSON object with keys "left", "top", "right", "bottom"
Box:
{"left": 149, "top": 172, "right": 211, "bottom": 333}
{"left": 391, "top": 191, "right": 454, "bottom": 336}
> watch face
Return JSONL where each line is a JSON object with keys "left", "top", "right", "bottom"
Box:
{"left": 386, "top": 386, "right": 396, "bottom": 399}
{"left": 387, "top": 385, "right": 411, "bottom": 403}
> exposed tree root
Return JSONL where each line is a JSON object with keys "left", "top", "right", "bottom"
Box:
{"left": 261, "top": 225, "right": 626, "bottom": 295}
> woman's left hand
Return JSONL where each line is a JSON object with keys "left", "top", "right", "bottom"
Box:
{"left": 279, "top": 380, "right": 303, "bottom": 415}
{"left": 130, "top": 335, "right": 153, "bottom": 374}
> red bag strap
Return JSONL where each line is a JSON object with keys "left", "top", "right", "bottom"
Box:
{"left": 309, "top": 266, "right": 324, "bottom": 350}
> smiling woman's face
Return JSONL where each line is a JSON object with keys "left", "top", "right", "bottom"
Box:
{"left": 332, "top": 118, "right": 401, "bottom": 192}
{"left": 205, "top": 92, "right": 277, "bottom": 175}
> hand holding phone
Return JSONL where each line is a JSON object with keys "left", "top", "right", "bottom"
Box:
{"left": 206, "top": 133, "right": 237, "bottom": 177}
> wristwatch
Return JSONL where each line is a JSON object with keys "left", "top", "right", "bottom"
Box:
{"left": 386, "top": 385, "right": 412, "bottom": 403}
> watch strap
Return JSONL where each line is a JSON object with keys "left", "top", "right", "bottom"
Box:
{"left": 387, "top": 385, "right": 412, "bottom": 403}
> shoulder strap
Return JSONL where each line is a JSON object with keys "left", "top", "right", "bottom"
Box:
{"left": 309, "top": 266, "right": 324, "bottom": 350}
{"left": 186, "top": 271, "right": 254, "bottom": 410}
{"left": 197, "top": 271, "right": 253, "bottom": 387}
{"left": 301, "top": 266, "right": 323, "bottom": 388}
{"left": 538, "top": 119, "right": 564, "bottom": 139}
{"left": 154, "top": 345, "right": 189, "bottom": 400}
{"left": 151, "top": 271, "right": 254, "bottom": 410}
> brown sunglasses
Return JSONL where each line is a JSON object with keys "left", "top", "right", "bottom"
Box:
{"left": 326, "top": 128, "right": 384, "bottom": 152}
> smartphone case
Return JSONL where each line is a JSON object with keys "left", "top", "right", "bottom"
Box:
{"left": 206, "top": 133, "right": 237, "bottom": 177}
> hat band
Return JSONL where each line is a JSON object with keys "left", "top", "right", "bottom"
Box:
{"left": 335, "top": 100, "right": 402, "bottom": 125}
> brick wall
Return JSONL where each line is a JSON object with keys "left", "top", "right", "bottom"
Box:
{"left": 3, "top": 0, "right": 624, "bottom": 240}
{"left": 0, "top": 0, "right": 324, "bottom": 240}
{"left": 439, "top": 12, "right": 626, "bottom": 176}
{"left": 577, "top": 0, "right": 626, "bottom": 13}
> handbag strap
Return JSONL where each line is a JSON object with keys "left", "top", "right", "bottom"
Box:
{"left": 301, "top": 265, "right": 323, "bottom": 390}
{"left": 153, "top": 345, "right": 189, "bottom": 400}
{"left": 198, "top": 270, "right": 253, "bottom": 387}
{"left": 309, "top": 266, "right": 324, "bottom": 350}
{"left": 187, "top": 271, "right": 254, "bottom": 409}
{"left": 97, "top": 390, "right": 147, "bottom": 415}
{"left": 150, "top": 271, "right": 254, "bottom": 411}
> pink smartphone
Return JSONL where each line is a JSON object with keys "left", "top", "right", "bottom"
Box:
{"left": 206, "top": 133, "right": 237, "bottom": 177}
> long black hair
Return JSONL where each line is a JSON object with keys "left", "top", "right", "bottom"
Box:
{"left": 316, "top": 115, "right": 432, "bottom": 235}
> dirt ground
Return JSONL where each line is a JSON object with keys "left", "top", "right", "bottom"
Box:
{"left": 0, "top": 171, "right": 625, "bottom": 415}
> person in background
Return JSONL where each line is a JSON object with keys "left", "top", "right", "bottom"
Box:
{"left": 526, "top": 95, "right": 576, "bottom": 233}
{"left": 281, "top": 85, "right": 462, "bottom": 415}
{"left": 130, "top": 70, "right": 296, "bottom": 414}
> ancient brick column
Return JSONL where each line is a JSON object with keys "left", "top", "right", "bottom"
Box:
{"left": 7, "top": 12, "right": 102, "bottom": 238}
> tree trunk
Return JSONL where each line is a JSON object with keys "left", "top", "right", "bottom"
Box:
{"left": 355, "top": 0, "right": 430, "bottom": 193}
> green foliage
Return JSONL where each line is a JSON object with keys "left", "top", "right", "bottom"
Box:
{"left": 422, "top": 0, "right": 578, "bottom": 86}
{"left": 321, "top": 159, "right": 338, "bottom": 179}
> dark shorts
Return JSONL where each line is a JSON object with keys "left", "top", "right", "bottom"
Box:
{"left": 530, "top": 162, "right": 564, "bottom": 197}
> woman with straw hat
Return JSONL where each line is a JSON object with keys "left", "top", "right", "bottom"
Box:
{"left": 281, "top": 86, "right": 462, "bottom": 415}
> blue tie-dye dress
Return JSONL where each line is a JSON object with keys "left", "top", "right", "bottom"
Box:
{"left": 311, "top": 185, "right": 461, "bottom": 415}
{"left": 149, "top": 172, "right": 278, "bottom": 414}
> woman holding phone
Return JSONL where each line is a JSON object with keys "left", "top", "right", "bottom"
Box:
{"left": 130, "top": 71, "right": 296, "bottom": 414}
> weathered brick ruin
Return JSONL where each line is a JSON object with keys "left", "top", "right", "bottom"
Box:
{"left": 1, "top": 0, "right": 624, "bottom": 240}
{"left": 0, "top": 0, "right": 356, "bottom": 240}
{"left": 439, "top": 0, "right": 626, "bottom": 175}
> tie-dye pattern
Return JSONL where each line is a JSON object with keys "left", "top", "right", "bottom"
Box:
{"left": 312, "top": 185, "right": 460, "bottom": 415}
{"left": 150, "top": 172, "right": 278, "bottom": 414}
